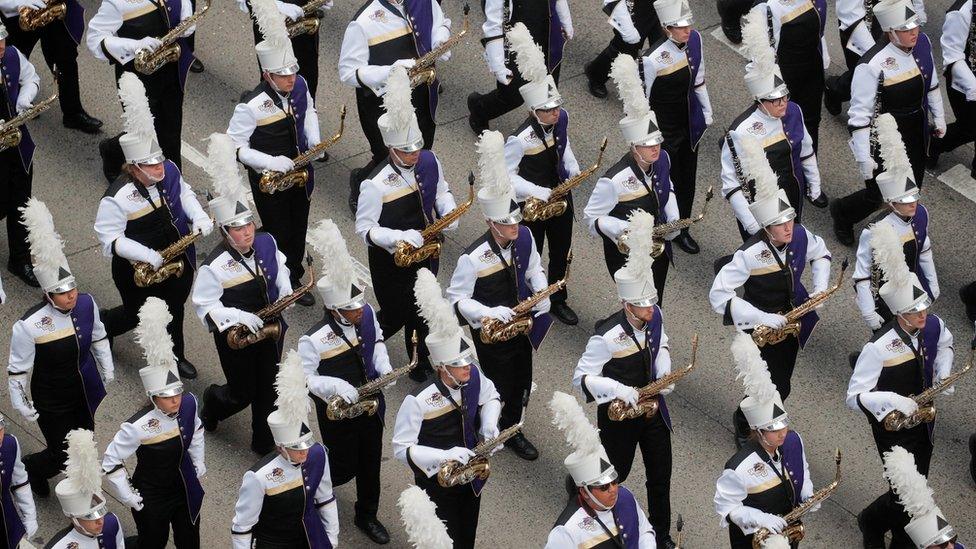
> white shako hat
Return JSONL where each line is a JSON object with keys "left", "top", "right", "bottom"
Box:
{"left": 378, "top": 66, "right": 423, "bottom": 152}
{"left": 551, "top": 392, "right": 618, "bottom": 486}
{"left": 654, "top": 0, "right": 693, "bottom": 27}
{"left": 874, "top": 0, "right": 920, "bottom": 31}
{"left": 252, "top": 0, "right": 299, "bottom": 75}
{"left": 614, "top": 209, "right": 658, "bottom": 307}
{"left": 398, "top": 486, "right": 453, "bottom": 549}
{"left": 118, "top": 72, "right": 164, "bottom": 165}
{"left": 55, "top": 430, "right": 108, "bottom": 520}
{"left": 873, "top": 113, "right": 920, "bottom": 204}
{"left": 873, "top": 222, "right": 931, "bottom": 314}
{"left": 135, "top": 297, "right": 184, "bottom": 398}
{"left": 415, "top": 268, "right": 477, "bottom": 368}
{"left": 741, "top": 137, "right": 795, "bottom": 227}
{"left": 267, "top": 350, "right": 315, "bottom": 450}
{"left": 476, "top": 130, "right": 522, "bottom": 224}
{"left": 307, "top": 218, "right": 371, "bottom": 310}
{"left": 510, "top": 23, "right": 561, "bottom": 111}
{"left": 20, "top": 197, "right": 76, "bottom": 294}
{"left": 732, "top": 333, "right": 789, "bottom": 430}
{"left": 611, "top": 54, "right": 664, "bottom": 147}
{"left": 883, "top": 446, "right": 957, "bottom": 549}
{"left": 742, "top": 9, "right": 789, "bottom": 101}
{"left": 206, "top": 133, "right": 254, "bottom": 228}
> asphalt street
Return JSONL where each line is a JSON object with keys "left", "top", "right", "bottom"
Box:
{"left": 1, "top": 0, "right": 975, "bottom": 545}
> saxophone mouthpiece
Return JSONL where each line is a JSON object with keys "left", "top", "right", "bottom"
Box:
{"left": 835, "top": 447, "right": 842, "bottom": 465}
{"left": 840, "top": 257, "right": 850, "bottom": 271}
{"left": 467, "top": 171, "right": 475, "bottom": 188}
{"left": 305, "top": 254, "right": 313, "bottom": 266}
{"left": 676, "top": 514, "right": 683, "bottom": 532}
{"left": 703, "top": 186, "right": 714, "bottom": 201}
{"left": 462, "top": 3, "right": 470, "bottom": 15}
{"left": 599, "top": 136, "right": 608, "bottom": 152}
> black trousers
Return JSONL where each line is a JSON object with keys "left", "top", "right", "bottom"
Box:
{"left": 473, "top": 332, "right": 533, "bottom": 431}
{"left": 5, "top": 19, "right": 83, "bottom": 116}
{"left": 356, "top": 84, "right": 436, "bottom": 172}
{"left": 209, "top": 332, "right": 280, "bottom": 451}
{"left": 586, "top": 32, "right": 645, "bottom": 85}
{"left": 940, "top": 85, "right": 976, "bottom": 169}
{"left": 114, "top": 66, "right": 183, "bottom": 171}
{"left": 25, "top": 401, "right": 94, "bottom": 480}
{"left": 597, "top": 405, "right": 672, "bottom": 540}
{"left": 369, "top": 249, "right": 431, "bottom": 371}
{"left": 602, "top": 237, "right": 670, "bottom": 307}
{"left": 132, "top": 493, "right": 200, "bottom": 549}
{"left": 523, "top": 206, "right": 573, "bottom": 303}
{"left": 780, "top": 61, "right": 823, "bottom": 152}
{"left": 732, "top": 334, "right": 800, "bottom": 439}
{"left": 313, "top": 397, "right": 383, "bottom": 518}
{"left": 419, "top": 479, "right": 482, "bottom": 549}
{"left": 469, "top": 63, "right": 562, "bottom": 124}
{"left": 248, "top": 174, "right": 310, "bottom": 285}
{"left": 0, "top": 150, "right": 31, "bottom": 264}
{"left": 663, "top": 137, "right": 699, "bottom": 220}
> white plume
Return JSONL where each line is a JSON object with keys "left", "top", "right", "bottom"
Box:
{"left": 398, "top": 486, "right": 452, "bottom": 549}
{"left": 622, "top": 209, "right": 656, "bottom": 277}
{"left": 741, "top": 7, "right": 776, "bottom": 71}
{"left": 383, "top": 65, "right": 415, "bottom": 131}
{"left": 883, "top": 446, "right": 936, "bottom": 519}
{"left": 135, "top": 297, "right": 175, "bottom": 370}
{"left": 870, "top": 222, "right": 912, "bottom": 288}
{"left": 251, "top": 0, "right": 289, "bottom": 49}
{"left": 509, "top": 22, "right": 547, "bottom": 84}
{"left": 414, "top": 268, "right": 461, "bottom": 338}
{"left": 875, "top": 113, "right": 911, "bottom": 176}
{"left": 740, "top": 136, "right": 779, "bottom": 203}
{"left": 63, "top": 429, "right": 102, "bottom": 496}
{"left": 477, "top": 130, "right": 511, "bottom": 199}
{"left": 205, "top": 133, "right": 250, "bottom": 207}
{"left": 610, "top": 54, "right": 649, "bottom": 120}
{"left": 307, "top": 218, "right": 356, "bottom": 300}
{"left": 19, "top": 197, "right": 67, "bottom": 277}
{"left": 761, "top": 534, "right": 791, "bottom": 549}
{"left": 731, "top": 332, "right": 777, "bottom": 403}
{"left": 549, "top": 391, "right": 601, "bottom": 455}
{"left": 118, "top": 72, "right": 155, "bottom": 141}
{"left": 274, "top": 349, "right": 310, "bottom": 424}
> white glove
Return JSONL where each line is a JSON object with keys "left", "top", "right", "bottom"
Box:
{"left": 613, "top": 382, "right": 640, "bottom": 407}
{"left": 484, "top": 306, "right": 515, "bottom": 323}
{"left": 143, "top": 249, "right": 165, "bottom": 269}
{"left": 277, "top": 1, "right": 305, "bottom": 20}
{"left": 134, "top": 37, "right": 163, "bottom": 53}
{"left": 438, "top": 49, "right": 453, "bottom": 63}
{"left": 19, "top": 0, "right": 46, "bottom": 8}
{"left": 17, "top": 403, "right": 38, "bottom": 422}
{"left": 393, "top": 59, "right": 417, "bottom": 70}
{"left": 659, "top": 383, "right": 675, "bottom": 396}
{"left": 442, "top": 446, "right": 476, "bottom": 465}
{"left": 15, "top": 96, "right": 32, "bottom": 114}
{"left": 862, "top": 311, "right": 884, "bottom": 330}
{"left": 937, "top": 376, "right": 956, "bottom": 397}
{"left": 620, "top": 27, "right": 641, "bottom": 44}
{"left": 562, "top": 25, "right": 574, "bottom": 40}
{"left": 494, "top": 67, "right": 513, "bottom": 85}
{"left": 124, "top": 492, "right": 145, "bottom": 511}
{"left": 24, "top": 519, "right": 37, "bottom": 537}
{"left": 480, "top": 424, "right": 499, "bottom": 441}
{"left": 933, "top": 119, "right": 947, "bottom": 137}
{"left": 757, "top": 312, "right": 788, "bottom": 330}
{"left": 9, "top": 379, "right": 38, "bottom": 422}
{"left": 193, "top": 217, "right": 214, "bottom": 237}
{"left": 102, "top": 370, "right": 115, "bottom": 385}
{"left": 317, "top": 0, "right": 333, "bottom": 11}
{"left": 890, "top": 394, "right": 918, "bottom": 416}
{"left": 266, "top": 156, "right": 295, "bottom": 173}
{"left": 858, "top": 160, "right": 876, "bottom": 180}
{"left": 754, "top": 512, "right": 788, "bottom": 533}
{"left": 237, "top": 311, "right": 265, "bottom": 334}
{"left": 533, "top": 297, "right": 551, "bottom": 314}
{"left": 333, "top": 380, "right": 359, "bottom": 404}
{"left": 399, "top": 229, "right": 424, "bottom": 248}
{"left": 528, "top": 185, "right": 552, "bottom": 201}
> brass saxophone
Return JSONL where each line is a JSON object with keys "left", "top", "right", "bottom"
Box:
{"left": 752, "top": 259, "right": 849, "bottom": 347}
{"left": 408, "top": 4, "right": 469, "bottom": 88}
{"left": 326, "top": 335, "right": 419, "bottom": 420}
{"left": 522, "top": 136, "right": 608, "bottom": 223}
{"left": 437, "top": 422, "right": 522, "bottom": 487}
{"left": 607, "top": 334, "right": 698, "bottom": 421}
{"left": 134, "top": 0, "right": 211, "bottom": 75}
{"left": 883, "top": 350, "right": 974, "bottom": 431}
{"left": 479, "top": 251, "right": 572, "bottom": 344}
{"left": 226, "top": 257, "right": 315, "bottom": 350}
{"left": 617, "top": 187, "right": 714, "bottom": 258}
{"left": 393, "top": 173, "right": 474, "bottom": 267}
{"left": 259, "top": 105, "right": 346, "bottom": 194}
{"left": 285, "top": 0, "right": 332, "bottom": 37}
{"left": 752, "top": 449, "right": 842, "bottom": 549}
{"left": 18, "top": 0, "right": 66, "bottom": 31}
{"left": 132, "top": 230, "right": 203, "bottom": 287}
{"left": 0, "top": 92, "right": 58, "bottom": 152}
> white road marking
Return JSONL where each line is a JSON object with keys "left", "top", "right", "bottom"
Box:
{"left": 937, "top": 163, "right": 976, "bottom": 203}
{"left": 709, "top": 26, "right": 749, "bottom": 59}
{"left": 181, "top": 140, "right": 208, "bottom": 169}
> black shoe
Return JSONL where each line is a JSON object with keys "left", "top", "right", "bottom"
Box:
{"left": 200, "top": 385, "right": 219, "bottom": 432}
{"left": 960, "top": 282, "right": 976, "bottom": 323}
{"left": 297, "top": 292, "right": 315, "bottom": 307}
{"left": 925, "top": 136, "right": 942, "bottom": 169}
{"left": 732, "top": 410, "right": 750, "bottom": 450}
{"left": 348, "top": 168, "right": 363, "bottom": 214}
{"left": 504, "top": 432, "right": 539, "bottom": 461}
{"left": 354, "top": 515, "right": 391, "bottom": 545}
{"left": 721, "top": 21, "right": 742, "bottom": 43}
{"left": 467, "top": 93, "right": 489, "bottom": 135}
{"left": 969, "top": 433, "right": 976, "bottom": 485}
{"left": 823, "top": 85, "right": 842, "bottom": 116}
{"left": 190, "top": 58, "right": 205, "bottom": 73}
{"left": 829, "top": 200, "right": 855, "bottom": 246}
{"left": 63, "top": 110, "right": 103, "bottom": 134}
{"left": 251, "top": 442, "right": 274, "bottom": 455}
{"left": 848, "top": 351, "right": 860, "bottom": 370}
{"left": 857, "top": 509, "right": 885, "bottom": 549}
{"left": 584, "top": 63, "right": 608, "bottom": 99}
{"left": 550, "top": 302, "right": 579, "bottom": 326}
{"left": 408, "top": 365, "right": 430, "bottom": 383}
{"left": 123, "top": 535, "right": 140, "bottom": 547}
{"left": 27, "top": 473, "right": 49, "bottom": 498}
{"left": 657, "top": 536, "right": 677, "bottom": 549}
{"left": 7, "top": 262, "right": 39, "bottom": 288}
{"left": 807, "top": 190, "right": 829, "bottom": 209}
{"left": 314, "top": 150, "right": 330, "bottom": 163}
{"left": 673, "top": 230, "right": 700, "bottom": 254}
{"left": 177, "top": 358, "right": 198, "bottom": 380}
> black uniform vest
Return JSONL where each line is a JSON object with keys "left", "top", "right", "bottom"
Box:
{"left": 312, "top": 320, "right": 369, "bottom": 387}
{"left": 726, "top": 442, "right": 795, "bottom": 516}
{"left": 777, "top": 7, "right": 820, "bottom": 67}
{"left": 207, "top": 247, "right": 271, "bottom": 314}
{"left": 253, "top": 464, "right": 307, "bottom": 546}
{"left": 466, "top": 236, "right": 519, "bottom": 309}
{"left": 740, "top": 235, "right": 794, "bottom": 314}
{"left": 373, "top": 163, "right": 427, "bottom": 231}
{"left": 25, "top": 305, "right": 85, "bottom": 414}
{"left": 871, "top": 323, "right": 925, "bottom": 409}
{"left": 515, "top": 120, "right": 561, "bottom": 189}
{"left": 648, "top": 40, "right": 692, "bottom": 142}
{"left": 242, "top": 85, "right": 301, "bottom": 160}
{"left": 606, "top": 156, "right": 660, "bottom": 221}
{"left": 129, "top": 408, "right": 183, "bottom": 499}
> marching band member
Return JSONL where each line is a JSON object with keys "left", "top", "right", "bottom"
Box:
{"left": 585, "top": 54, "right": 678, "bottom": 302}
{"left": 10, "top": 198, "right": 113, "bottom": 497}
{"left": 95, "top": 73, "right": 210, "bottom": 380}
{"left": 102, "top": 298, "right": 205, "bottom": 548}
{"left": 398, "top": 486, "right": 452, "bottom": 549}
{"left": 192, "top": 134, "right": 292, "bottom": 455}
{"left": 547, "top": 392, "right": 657, "bottom": 548}
{"left": 572, "top": 212, "right": 675, "bottom": 548}
{"left": 714, "top": 334, "right": 815, "bottom": 549}
{"left": 228, "top": 0, "right": 320, "bottom": 304}
{"left": 504, "top": 24, "right": 580, "bottom": 325}
{"left": 930, "top": 0, "right": 976, "bottom": 178}
{"left": 49, "top": 430, "right": 127, "bottom": 548}
{"left": 231, "top": 351, "right": 339, "bottom": 549}
{"left": 583, "top": 0, "right": 660, "bottom": 100}
{"left": 393, "top": 270, "right": 501, "bottom": 549}
{"left": 0, "top": 414, "right": 38, "bottom": 546}
{"left": 830, "top": 0, "right": 944, "bottom": 246}
{"left": 447, "top": 130, "right": 549, "bottom": 461}
{"left": 355, "top": 66, "right": 458, "bottom": 382}
{"left": 640, "top": 0, "right": 712, "bottom": 254}
{"left": 301, "top": 219, "right": 392, "bottom": 544}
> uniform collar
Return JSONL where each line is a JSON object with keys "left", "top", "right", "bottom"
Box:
{"left": 753, "top": 107, "right": 780, "bottom": 124}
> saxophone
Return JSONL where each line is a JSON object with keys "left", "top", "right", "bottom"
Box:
{"left": 969, "top": 0, "right": 976, "bottom": 71}
{"left": 408, "top": 4, "right": 470, "bottom": 88}
{"left": 607, "top": 334, "right": 698, "bottom": 421}
{"left": 868, "top": 72, "right": 884, "bottom": 164}
{"left": 134, "top": 0, "right": 211, "bottom": 75}
{"left": 0, "top": 92, "right": 58, "bottom": 152}
{"left": 393, "top": 173, "right": 475, "bottom": 268}
{"left": 437, "top": 422, "right": 522, "bottom": 487}
{"left": 883, "top": 350, "right": 974, "bottom": 431}
{"left": 752, "top": 259, "right": 849, "bottom": 347}
{"left": 259, "top": 105, "right": 346, "bottom": 194}
{"left": 752, "top": 449, "right": 842, "bottom": 549}
{"left": 132, "top": 230, "right": 203, "bottom": 287}
{"left": 725, "top": 135, "right": 752, "bottom": 202}
{"left": 326, "top": 335, "right": 419, "bottom": 420}
{"left": 479, "top": 252, "right": 572, "bottom": 344}
{"left": 285, "top": 0, "right": 332, "bottom": 37}
{"left": 18, "top": 0, "right": 66, "bottom": 31}
{"left": 522, "top": 136, "right": 608, "bottom": 223}
{"left": 617, "top": 187, "right": 714, "bottom": 258}
{"left": 226, "top": 258, "right": 315, "bottom": 350}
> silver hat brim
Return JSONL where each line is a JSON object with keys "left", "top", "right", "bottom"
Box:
{"left": 760, "top": 85, "right": 790, "bottom": 101}
{"left": 332, "top": 296, "right": 367, "bottom": 311}
{"left": 889, "top": 190, "right": 921, "bottom": 204}
{"left": 583, "top": 467, "right": 619, "bottom": 487}
{"left": 624, "top": 296, "right": 658, "bottom": 307}
{"left": 891, "top": 19, "right": 920, "bottom": 31}
{"left": 534, "top": 98, "right": 563, "bottom": 111}
{"left": 665, "top": 17, "right": 694, "bottom": 27}
{"left": 757, "top": 416, "right": 790, "bottom": 431}
{"left": 223, "top": 214, "right": 254, "bottom": 228}
{"left": 392, "top": 140, "right": 424, "bottom": 153}
{"left": 283, "top": 435, "right": 316, "bottom": 451}
{"left": 898, "top": 295, "right": 932, "bottom": 314}
{"left": 633, "top": 133, "right": 665, "bottom": 147}
{"left": 131, "top": 153, "right": 166, "bottom": 166}
{"left": 47, "top": 278, "right": 78, "bottom": 295}
{"left": 74, "top": 501, "right": 109, "bottom": 521}
{"left": 489, "top": 212, "right": 523, "bottom": 225}
{"left": 764, "top": 209, "right": 797, "bottom": 227}
{"left": 267, "top": 63, "right": 300, "bottom": 76}
{"left": 150, "top": 385, "right": 184, "bottom": 398}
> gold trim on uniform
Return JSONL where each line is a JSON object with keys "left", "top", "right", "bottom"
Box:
{"left": 580, "top": 528, "right": 620, "bottom": 549}
{"left": 762, "top": 132, "right": 787, "bottom": 148}
{"left": 122, "top": 4, "right": 157, "bottom": 20}
{"left": 656, "top": 57, "right": 689, "bottom": 76}
{"left": 319, "top": 341, "right": 355, "bottom": 360}
{"left": 382, "top": 186, "right": 415, "bottom": 203}
{"left": 265, "top": 477, "right": 303, "bottom": 496}
{"left": 523, "top": 137, "right": 555, "bottom": 156}
{"left": 423, "top": 403, "right": 457, "bottom": 420}
{"left": 900, "top": 231, "right": 916, "bottom": 244}
{"left": 618, "top": 188, "right": 650, "bottom": 202}
{"left": 34, "top": 327, "right": 75, "bottom": 344}
{"left": 611, "top": 344, "right": 640, "bottom": 358}
{"left": 256, "top": 111, "right": 287, "bottom": 127}
{"left": 477, "top": 262, "right": 506, "bottom": 278}
{"left": 747, "top": 476, "right": 783, "bottom": 494}
{"left": 126, "top": 199, "right": 163, "bottom": 221}
{"left": 883, "top": 352, "right": 916, "bottom": 367}
{"left": 221, "top": 273, "right": 256, "bottom": 289}
{"left": 141, "top": 428, "right": 180, "bottom": 446}
{"left": 367, "top": 27, "right": 411, "bottom": 47}
{"left": 884, "top": 67, "right": 921, "bottom": 87}
{"left": 781, "top": 1, "right": 814, "bottom": 23}
{"left": 749, "top": 264, "right": 782, "bottom": 276}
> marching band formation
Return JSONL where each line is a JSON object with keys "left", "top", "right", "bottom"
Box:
{"left": 0, "top": 0, "right": 973, "bottom": 545}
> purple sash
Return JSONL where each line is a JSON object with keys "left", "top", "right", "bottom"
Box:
{"left": 301, "top": 444, "right": 333, "bottom": 549}
{"left": 783, "top": 102, "right": 809, "bottom": 199}
{"left": 159, "top": 161, "right": 196, "bottom": 265}
{"left": 780, "top": 430, "right": 805, "bottom": 506}
{"left": 513, "top": 226, "right": 553, "bottom": 350}
{"left": 177, "top": 393, "right": 205, "bottom": 523}
{"left": 813, "top": 0, "right": 827, "bottom": 54}
{"left": 920, "top": 314, "right": 941, "bottom": 441}
{"left": 100, "top": 512, "right": 120, "bottom": 549}
{"left": 1, "top": 47, "right": 35, "bottom": 171}
{"left": 161, "top": 0, "right": 194, "bottom": 90}
{"left": 414, "top": 151, "right": 440, "bottom": 273}
{"left": 288, "top": 76, "right": 315, "bottom": 198}
{"left": 912, "top": 206, "right": 933, "bottom": 299}
{"left": 650, "top": 151, "right": 675, "bottom": 262}
{"left": 546, "top": 0, "right": 565, "bottom": 72}
{"left": 0, "top": 436, "right": 26, "bottom": 548}
{"left": 686, "top": 31, "right": 707, "bottom": 150}
{"left": 645, "top": 306, "right": 673, "bottom": 431}
{"left": 459, "top": 368, "right": 486, "bottom": 495}
{"left": 612, "top": 485, "right": 641, "bottom": 549}
{"left": 404, "top": 0, "right": 438, "bottom": 115}
{"left": 253, "top": 233, "right": 288, "bottom": 353}
{"left": 785, "top": 225, "right": 820, "bottom": 348}
{"left": 553, "top": 109, "right": 570, "bottom": 182}
{"left": 72, "top": 294, "right": 107, "bottom": 417}
{"left": 63, "top": 0, "right": 85, "bottom": 44}
{"left": 913, "top": 34, "right": 935, "bottom": 149}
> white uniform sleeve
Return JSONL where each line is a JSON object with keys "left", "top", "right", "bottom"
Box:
{"left": 303, "top": 90, "right": 321, "bottom": 148}
{"left": 355, "top": 180, "right": 404, "bottom": 253}
{"left": 447, "top": 254, "right": 490, "bottom": 327}
{"left": 505, "top": 134, "right": 539, "bottom": 202}
{"left": 848, "top": 62, "right": 881, "bottom": 164}
{"left": 805, "top": 231, "right": 831, "bottom": 293}
{"left": 554, "top": 0, "right": 572, "bottom": 37}
{"left": 179, "top": 178, "right": 209, "bottom": 225}
{"left": 272, "top": 242, "right": 293, "bottom": 296}
{"left": 714, "top": 468, "right": 749, "bottom": 529}
{"left": 94, "top": 196, "right": 134, "bottom": 258}
{"left": 655, "top": 329, "right": 672, "bottom": 377}
{"left": 797, "top": 434, "right": 814, "bottom": 501}
{"left": 392, "top": 395, "right": 445, "bottom": 477}
{"left": 190, "top": 412, "right": 206, "bottom": 477}
{"left": 848, "top": 21, "right": 875, "bottom": 55}
{"left": 191, "top": 264, "right": 240, "bottom": 331}
{"left": 636, "top": 504, "right": 657, "bottom": 548}
{"left": 87, "top": 0, "right": 129, "bottom": 62}
{"left": 91, "top": 305, "right": 115, "bottom": 381}
{"left": 8, "top": 321, "right": 35, "bottom": 417}
{"left": 433, "top": 156, "right": 458, "bottom": 221}
{"left": 231, "top": 471, "right": 263, "bottom": 549}
{"left": 693, "top": 44, "right": 713, "bottom": 124}
{"left": 526, "top": 238, "right": 548, "bottom": 293}
{"left": 228, "top": 103, "right": 278, "bottom": 172}
{"left": 923, "top": 43, "right": 945, "bottom": 132}
{"left": 918, "top": 235, "right": 939, "bottom": 300}
{"left": 934, "top": 319, "right": 954, "bottom": 386}
{"left": 573, "top": 335, "right": 621, "bottom": 404}
{"left": 662, "top": 181, "right": 680, "bottom": 238}
{"left": 338, "top": 22, "right": 393, "bottom": 95}
{"left": 431, "top": 0, "right": 451, "bottom": 46}
{"left": 846, "top": 343, "right": 894, "bottom": 418}
{"left": 10, "top": 438, "right": 36, "bottom": 535}
{"left": 544, "top": 526, "right": 576, "bottom": 549}
{"left": 836, "top": 0, "right": 866, "bottom": 31}
{"left": 721, "top": 133, "right": 760, "bottom": 234}
{"left": 943, "top": 8, "right": 976, "bottom": 97}
{"left": 797, "top": 114, "right": 822, "bottom": 199}
{"left": 314, "top": 453, "right": 339, "bottom": 547}
{"left": 607, "top": 0, "right": 638, "bottom": 39}
{"left": 102, "top": 423, "right": 141, "bottom": 505}
{"left": 584, "top": 177, "right": 628, "bottom": 239}
{"left": 300, "top": 334, "right": 335, "bottom": 400}
{"left": 709, "top": 251, "right": 766, "bottom": 328}
{"left": 481, "top": 0, "right": 506, "bottom": 73}
{"left": 853, "top": 227, "right": 877, "bottom": 318}
{"left": 562, "top": 134, "right": 581, "bottom": 177}
{"left": 373, "top": 336, "right": 393, "bottom": 376}
{"left": 14, "top": 51, "right": 39, "bottom": 108}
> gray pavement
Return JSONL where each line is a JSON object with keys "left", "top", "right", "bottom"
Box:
{"left": 1, "top": 0, "right": 975, "bottom": 546}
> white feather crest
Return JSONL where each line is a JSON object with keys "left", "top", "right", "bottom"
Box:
{"left": 870, "top": 222, "right": 912, "bottom": 288}
{"left": 610, "top": 54, "right": 649, "bottom": 120}
{"left": 414, "top": 268, "right": 461, "bottom": 338}
{"left": 622, "top": 209, "right": 656, "bottom": 276}
{"left": 741, "top": 136, "right": 779, "bottom": 203}
{"left": 205, "top": 133, "right": 250, "bottom": 207}
{"left": 118, "top": 72, "right": 155, "bottom": 140}
{"left": 398, "top": 486, "right": 452, "bottom": 549}
{"left": 19, "top": 197, "right": 67, "bottom": 276}
{"left": 135, "top": 297, "right": 175, "bottom": 370}
{"left": 383, "top": 65, "right": 415, "bottom": 131}
{"left": 509, "top": 22, "right": 547, "bottom": 84}
{"left": 477, "top": 130, "right": 511, "bottom": 199}
{"left": 875, "top": 113, "right": 911, "bottom": 176}
{"left": 307, "top": 218, "right": 356, "bottom": 299}
{"left": 731, "top": 332, "right": 777, "bottom": 402}
{"left": 550, "top": 391, "right": 602, "bottom": 455}
{"left": 761, "top": 534, "right": 791, "bottom": 549}
{"left": 252, "top": 0, "right": 289, "bottom": 48}
{"left": 741, "top": 8, "right": 776, "bottom": 71}
{"left": 883, "top": 446, "right": 936, "bottom": 519}
{"left": 63, "top": 429, "right": 102, "bottom": 495}
{"left": 275, "top": 349, "right": 310, "bottom": 424}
